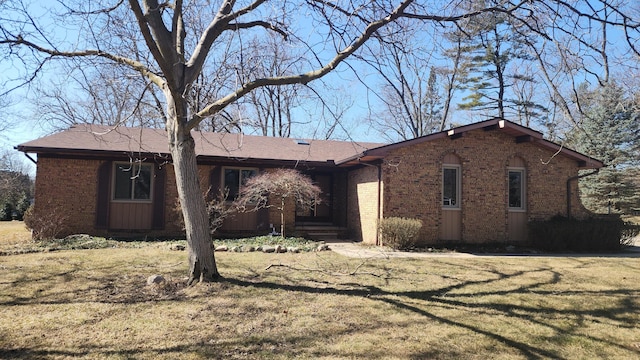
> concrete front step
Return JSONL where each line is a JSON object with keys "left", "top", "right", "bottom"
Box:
{"left": 307, "top": 232, "right": 339, "bottom": 241}
{"left": 295, "top": 225, "right": 348, "bottom": 240}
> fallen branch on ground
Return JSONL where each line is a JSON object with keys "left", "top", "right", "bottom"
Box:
{"left": 264, "top": 262, "right": 386, "bottom": 278}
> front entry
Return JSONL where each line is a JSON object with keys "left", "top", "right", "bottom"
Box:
{"left": 295, "top": 173, "right": 332, "bottom": 223}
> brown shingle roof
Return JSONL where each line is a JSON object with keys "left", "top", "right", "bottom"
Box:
{"left": 16, "top": 119, "right": 603, "bottom": 169}
{"left": 337, "top": 118, "right": 604, "bottom": 169}
{"left": 16, "top": 124, "right": 386, "bottom": 165}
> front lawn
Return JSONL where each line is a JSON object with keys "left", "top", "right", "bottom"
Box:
{"left": 1, "top": 222, "right": 639, "bottom": 359}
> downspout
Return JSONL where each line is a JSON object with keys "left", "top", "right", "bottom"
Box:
{"left": 359, "top": 160, "right": 383, "bottom": 245}
{"left": 21, "top": 152, "right": 38, "bottom": 165}
{"left": 566, "top": 169, "right": 599, "bottom": 219}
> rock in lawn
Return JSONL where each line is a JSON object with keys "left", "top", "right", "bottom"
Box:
{"left": 287, "top": 247, "right": 300, "bottom": 253}
{"left": 215, "top": 245, "right": 228, "bottom": 252}
{"left": 168, "top": 244, "right": 185, "bottom": 251}
{"left": 242, "top": 245, "right": 256, "bottom": 252}
{"left": 262, "top": 245, "right": 276, "bottom": 253}
{"left": 316, "top": 244, "right": 330, "bottom": 252}
{"left": 147, "top": 274, "right": 165, "bottom": 285}
{"left": 276, "top": 245, "right": 287, "bottom": 253}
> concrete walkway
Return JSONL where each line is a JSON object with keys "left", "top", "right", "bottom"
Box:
{"left": 326, "top": 238, "right": 640, "bottom": 259}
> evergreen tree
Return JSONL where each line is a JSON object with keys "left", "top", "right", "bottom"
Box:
{"left": 456, "top": 1, "right": 545, "bottom": 122}
{"left": 0, "top": 152, "right": 33, "bottom": 221}
{"left": 568, "top": 83, "right": 640, "bottom": 214}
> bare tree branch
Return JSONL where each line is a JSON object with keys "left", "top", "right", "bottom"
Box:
{"left": 191, "top": 0, "right": 415, "bottom": 129}
{"left": 1, "top": 34, "right": 165, "bottom": 86}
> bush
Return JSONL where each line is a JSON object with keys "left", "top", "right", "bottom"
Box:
{"left": 528, "top": 215, "right": 636, "bottom": 252}
{"left": 378, "top": 217, "right": 422, "bottom": 250}
{"left": 173, "top": 188, "right": 232, "bottom": 235}
{"left": 23, "top": 204, "right": 68, "bottom": 240}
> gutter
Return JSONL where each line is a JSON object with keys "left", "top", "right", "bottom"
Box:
{"left": 359, "top": 159, "right": 382, "bottom": 245}
{"left": 14, "top": 146, "right": 38, "bottom": 165}
{"left": 566, "top": 169, "right": 600, "bottom": 219}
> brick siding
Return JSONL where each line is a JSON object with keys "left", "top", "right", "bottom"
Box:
{"left": 32, "top": 128, "right": 591, "bottom": 243}
{"left": 378, "top": 129, "right": 590, "bottom": 245}
{"left": 33, "top": 156, "right": 102, "bottom": 237}
{"left": 32, "top": 156, "right": 204, "bottom": 238}
{"left": 347, "top": 165, "right": 382, "bottom": 244}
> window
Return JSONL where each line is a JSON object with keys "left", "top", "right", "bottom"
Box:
{"left": 113, "top": 163, "right": 152, "bottom": 201}
{"left": 508, "top": 169, "right": 526, "bottom": 210}
{"left": 443, "top": 166, "right": 460, "bottom": 208}
{"left": 223, "top": 167, "right": 257, "bottom": 199}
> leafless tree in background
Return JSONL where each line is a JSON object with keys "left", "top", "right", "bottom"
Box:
{"left": 1, "top": 0, "right": 638, "bottom": 283}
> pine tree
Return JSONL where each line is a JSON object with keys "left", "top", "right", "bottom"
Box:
{"left": 569, "top": 83, "right": 640, "bottom": 214}
{"left": 456, "top": 1, "right": 545, "bottom": 122}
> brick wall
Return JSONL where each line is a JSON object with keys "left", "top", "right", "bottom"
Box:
{"left": 378, "top": 129, "right": 590, "bottom": 245}
{"left": 33, "top": 156, "right": 102, "bottom": 237}
{"left": 347, "top": 165, "right": 382, "bottom": 244}
{"left": 32, "top": 156, "right": 212, "bottom": 238}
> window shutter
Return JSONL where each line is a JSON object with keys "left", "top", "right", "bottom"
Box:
{"left": 152, "top": 165, "right": 166, "bottom": 230}
{"left": 95, "top": 161, "right": 112, "bottom": 229}
{"left": 209, "top": 166, "right": 222, "bottom": 200}
{"left": 257, "top": 168, "right": 269, "bottom": 231}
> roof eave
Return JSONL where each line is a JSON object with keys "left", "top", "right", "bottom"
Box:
{"left": 16, "top": 146, "right": 171, "bottom": 159}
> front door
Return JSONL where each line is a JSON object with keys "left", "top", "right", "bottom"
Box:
{"left": 296, "top": 173, "right": 332, "bottom": 223}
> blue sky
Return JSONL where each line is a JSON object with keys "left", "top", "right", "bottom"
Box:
{"left": 2, "top": 1, "right": 637, "bottom": 176}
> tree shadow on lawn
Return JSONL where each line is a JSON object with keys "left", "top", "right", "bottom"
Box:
{"left": 2, "top": 257, "right": 639, "bottom": 359}
{"left": 0, "top": 262, "right": 187, "bottom": 307}
{"left": 224, "top": 263, "right": 640, "bottom": 359}
{"left": 0, "top": 344, "right": 224, "bottom": 360}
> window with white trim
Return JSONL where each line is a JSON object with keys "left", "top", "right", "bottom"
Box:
{"left": 508, "top": 168, "right": 526, "bottom": 210}
{"left": 223, "top": 167, "right": 258, "bottom": 199}
{"left": 113, "top": 163, "right": 153, "bottom": 201}
{"left": 442, "top": 165, "right": 461, "bottom": 208}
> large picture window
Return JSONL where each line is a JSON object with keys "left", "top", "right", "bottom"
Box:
{"left": 508, "top": 169, "right": 526, "bottom": 210}
{"left": 223, "top": 167, "right": 257, "bottom": 199}
{"left": 443, "top": 165, "right": 460, "bottom": 208}
{"left": 113, "top": 163, "right": 152, "bottom": 201}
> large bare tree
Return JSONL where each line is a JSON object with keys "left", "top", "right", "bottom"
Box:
{"left": 1, "top": 0, "right": 639, "bottom": 284}
{"left": 0, "top": 0, "right": 419, "bottom": 284}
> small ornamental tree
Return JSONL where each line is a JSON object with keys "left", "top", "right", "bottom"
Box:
{"left": 235, "top": 169, "right": 321, "bottom": 237}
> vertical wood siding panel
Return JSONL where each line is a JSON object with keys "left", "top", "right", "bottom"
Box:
{"left": 95, "top": 161, "right": 112, "bottom": 229}
{"left": 152, "top": 166, "right": 166, "bottom": 229}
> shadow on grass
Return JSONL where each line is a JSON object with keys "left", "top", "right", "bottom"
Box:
{"left": 2, "top": 255, "right": 639, "bottom": 359}
{"left": 0, "top": 344, "right": 216, "bottom": 360}
{"left": 0, "top": 262, "right": 187, "bottom": 306}
{"left": 222, "top": 264, "right": 639, "bottom": 360}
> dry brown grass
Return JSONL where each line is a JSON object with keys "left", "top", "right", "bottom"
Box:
{"left": 1, "top": 232, "right": 640, "bottom": 360}
{"left": 625, "top": 215, "right": 640, "bottom": 225}
{"left": 0, "top": 220, "right": 32, "bottom": 248}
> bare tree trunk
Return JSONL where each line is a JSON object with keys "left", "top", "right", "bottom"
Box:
{"left": 167, "top": 97, "right": 219, "bottom": 284}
